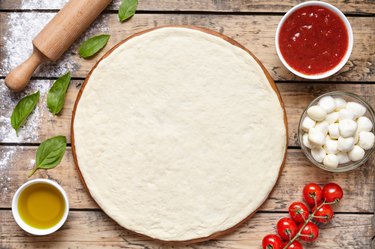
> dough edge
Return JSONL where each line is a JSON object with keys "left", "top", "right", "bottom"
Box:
{"left": 73, "top": 27, "right": 287, "bottom": 241}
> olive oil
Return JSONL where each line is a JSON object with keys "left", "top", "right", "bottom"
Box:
{"left": 18, "top": 183, "right": 65, "bottom": 229}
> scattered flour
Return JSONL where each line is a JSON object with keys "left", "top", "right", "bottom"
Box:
{"left": 0, "top": 79, "right": 51, "bottom": 143}
{"left": 1, "top": 12, "right": 109, "bottom": 77}
{"left": 0, "top": 148, "right": 16, "bottom": 171}
{"left": 0, "top": 80, "right": 51, "bottom": 201}
{"left": 0, "top": 147, "right": 16, "bottom": 200}
{"left": 0, "top": 0, "right": 110, "bottom": 201}
{"left": 1, "top": 13, "right": 80, "bottom": 77}
{"left": 0, "top": 6, "right": 110, "bottom": 143}
{"left": 0, "top": 148, "right": 35, "bottom": 201}
{"left": 19, "top": 0, "right": 68, "bottom": 9}
{"left": 16, "top": 0, "right": 119, "bottom": 10}
{"left": 0, "top": 6, "right": 110, "bottom": 141}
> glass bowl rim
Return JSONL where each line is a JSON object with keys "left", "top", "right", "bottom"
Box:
{"left": 298, "top": 91, "right": 375, "bottom": 172}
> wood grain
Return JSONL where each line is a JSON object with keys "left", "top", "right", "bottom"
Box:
{"left": 68, "top": 25, "right": 288, "bottom": 244}
{"left": 2, "top": 79, "right": 375, "bottom": 146}
{"left": 1, "top": 0, "right": 374, "bottom": 14}
{"left": 1, "top": 146, "right": 373, "bottom": 213}
{"left": 0, "top": 210, "right": 373, "bottom": 249}
{"left": 1, "top": 1, "right": 375, "bottom": 246}
{"left": 1, "top": 13, "right": 374, "bottom": 81}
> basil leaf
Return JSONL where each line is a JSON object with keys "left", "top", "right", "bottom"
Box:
{"left": 79, "top": 34, "right": 110, "bottom": 59}
{"left": 10, "top": 91, "right": 40, "bottom": 135}
{"left": 118, "top": 0, "right": 138, "bottom": 22}
{"left": 47, "top": 72, "right": 71, "bottom": 115}
{"left": 29, "top": 136, "right": 67, "bottom": 177}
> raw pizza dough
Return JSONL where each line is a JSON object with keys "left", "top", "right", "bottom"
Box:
{"left": 73, "top": 27, "right": 287, "bottom": 242}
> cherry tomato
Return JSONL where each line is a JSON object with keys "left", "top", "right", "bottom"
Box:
{"left": 303, "top": 183, "right": 322, "bottom": 207}
{"left": 313, "top": 204, "right": 334, "bottom": 223}
{"left": 298, "top": 222, "right": 319, "bottom": 242}
{"left": 282, "top": 241, "right": 304, "bottom": 249}
{"left": 288, "top": 202, "right": 309, "bottom": 223}
{"left": 262, "top": 234, "right": 283, "bottom": 249}
{"left": 276, "top": 217, "right": 298, "bottom": 241}
{"left": 322, "top": 183, "right": 343, "bottom": 203}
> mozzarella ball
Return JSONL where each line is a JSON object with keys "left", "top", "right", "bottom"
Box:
{"left": 318, "top": 96, "right": 336, "bottom": 113}
{"left": 359, "top": 131, "right": 375, "bottom": 150}
{"left": 339, "top": 119, "right": 358, "bottom": 138}
{"left": 353, "top": 131, "right": 359, "bottom": 144}
{"left": 328, "top": 123, "right": 340, "bottom": 139}
{"left": 346, "top": 102, "right": 366, "bottom": 119}
{"left": 315, "top": 121, "right": 329, "bottom": 135}
{"left": 302, "top": 116, "right": 316, "bottom": 132}
{"left": 311, "top": 148, "right": 326, "bottom": 163}
{"left": 323, "top": 154, "right": 339, "bottom": 168}
{"left": 337, "top": 152, "right": 350, "bottom": 164}
{"left": 325, "top": 112, "right": 339, "bottom": 124}
{"left": 325, "top": 134, "right": 334, "bottom": 144}
{"left": 357, "top": 116, "right": 373, "bottom": 132}
{"left": 338, "top": 136, "right": 355, "bottom": 152}
{"left": 334, "top": 97, "right": 347, "bottom": 111}
{"left": 307, "top": 105, "right": 327, "bottom": 121}
{"left": 338, "top": 109, "right": 354, "bottom": 120}
{"left": 324, "top": 139, "right": 338, "bottom": 154}
{"left": 303, "top": 133, "right": 315, "bottom": 149}
{"left": 348, "top": 145, "right": 365, "bottom": 161}
{"left": 308, "top": 128, "right": 326, "bottom": 146}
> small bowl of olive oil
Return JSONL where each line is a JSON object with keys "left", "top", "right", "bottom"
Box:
{"left": 12, "top": 179, "right": 69, "bottom": 235}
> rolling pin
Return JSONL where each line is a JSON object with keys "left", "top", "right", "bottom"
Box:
{"left": 5, "top": 0, "right": 112, "bottom": 92}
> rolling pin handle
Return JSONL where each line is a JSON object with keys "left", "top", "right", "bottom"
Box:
{"left": 5, "top": 48, "right": 45, "bottom": 92}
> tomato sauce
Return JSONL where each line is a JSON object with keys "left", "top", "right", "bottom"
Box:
{"left": 278, "top": 6, "right": 348, "bottom": 75}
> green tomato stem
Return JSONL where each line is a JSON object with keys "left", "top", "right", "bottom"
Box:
{"left": 313, "top": 215, "right": 327, "bottom": 219}
{"left": 282, "top": 201, "right": 327, "bottom": 249}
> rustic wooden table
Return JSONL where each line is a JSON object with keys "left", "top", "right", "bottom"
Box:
{"left": 1, "top": 1, "right": 374, "bottom": 248}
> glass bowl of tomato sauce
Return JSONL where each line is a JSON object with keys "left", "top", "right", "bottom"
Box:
{"left": 275, "top": 1, "right": 353, "bottom": 79}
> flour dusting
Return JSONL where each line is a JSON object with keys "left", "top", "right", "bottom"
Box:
{"left": 1, "top": 12, "right": 109, "bottom": 77}
{"left": 0, "top": 148, "right": 16, "bottom": 171}
{"left": 0, "top": 79, "right": 51, "bottom": 143}
{"left": 0, "top": 147, "right": 16, "bottom": 201}
{"left": 1, "top": 13, "right": 80, "bottom": 77}
{"left": 20, "top": 0, "right": 68, "bottom": 9}
{"left": 0, "top": 1, "right": 110, "bottom": 201}
{"left": 18, "top": 0, "right": 119, "bottom": 10}
{"left": 0, "top": 79, "right": 50, "bottom": 201}
{"left": 1, "top": 7, "right": 109, "bottom": 141}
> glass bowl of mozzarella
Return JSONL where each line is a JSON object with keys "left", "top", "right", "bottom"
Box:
{"left": 298, "top": 92, "right": 375, "bottom": 172}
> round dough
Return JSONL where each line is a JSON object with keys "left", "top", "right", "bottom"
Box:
{"left": 72, "top": 27, "right": 287, "bottom": 242}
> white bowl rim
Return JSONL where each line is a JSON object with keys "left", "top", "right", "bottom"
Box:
{"left": 275, "top": 1, "right": 354, "bottom": 80}
{"left": 11, "top": 178, "right": 69, "bottom": 236}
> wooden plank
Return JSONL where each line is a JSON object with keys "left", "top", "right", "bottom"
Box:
{"left": 1, "top": 0, "right": 374, "bottom": 14}
{"left": 0, "top": 210, "right": 373, "bottom": 248}
{"left": 1, "top": 13, "right": 374, "bottom": 81}
{"left": 0, "top": 146, "right": 98, "bottom": 210}
{"left": 2, "top": 79, "right": 375, "bottom": 146}
{"left": 1, "top": 146, "right": 374, "bottom": 212}
{"left": 0, "top": 79, "right": 79, "bottom": 144}
{"left": 282, "top": 83, "right": 375, "bottom": 148}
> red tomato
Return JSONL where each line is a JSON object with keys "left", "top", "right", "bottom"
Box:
{"left": 303, "top": 183, "right": 322, "bottom": 207}
{"left": 322, "top": 183, "right": 344, "bottom": 203}
{"left": 299, "top": 222, "right": 319, "bottom": 242}
{"left": 313, "top": 204, "right": 334, "bottom": 223}
{"left": 289, "top": 202, "right": 309, "bottom": 223}
{"left": 276, "top": 217, "right": 298, "bottom": 241}
{"left": 262, "top": 234, "right": 283, "bottom": 249}
{"left": 283, "top": 241, "right": 304, "bottom": 249}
